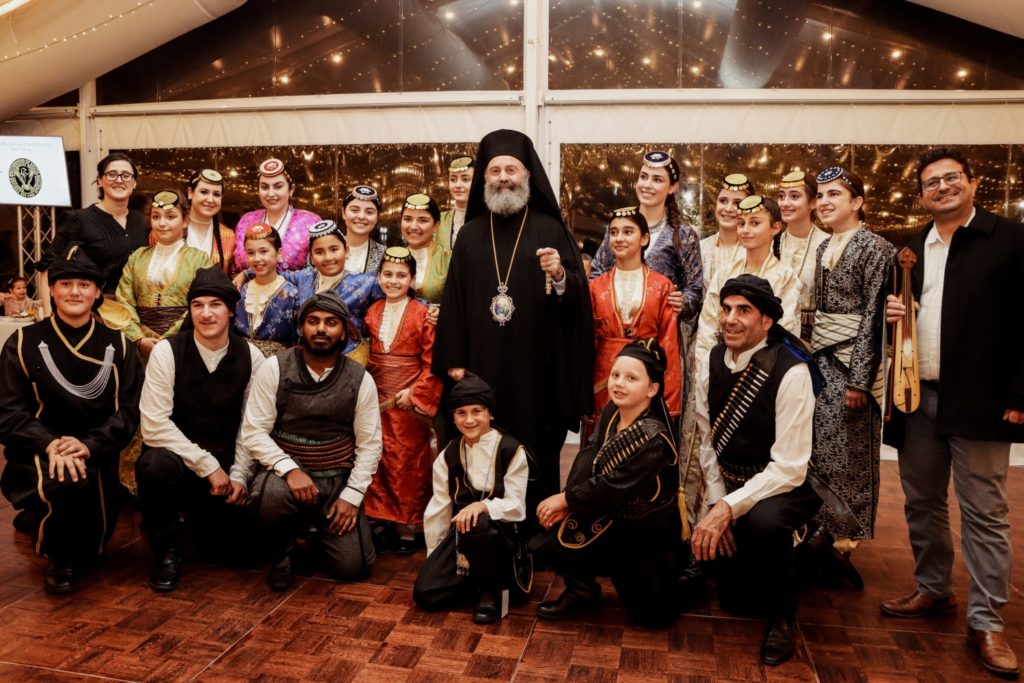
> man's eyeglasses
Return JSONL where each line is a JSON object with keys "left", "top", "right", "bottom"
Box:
{"left": 102, "top": 171, "right": 136, "bottom": 182}
{"left": 922, "top": 171, "right": 966, "bottom": 192}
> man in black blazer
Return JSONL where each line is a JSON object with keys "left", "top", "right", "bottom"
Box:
{"left": 881, "top": 147, "right": 1024, "bottom": 679}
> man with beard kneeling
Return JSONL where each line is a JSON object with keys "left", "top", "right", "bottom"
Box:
{"left": 241, "top": 292, "right": 382, "bottom": 590}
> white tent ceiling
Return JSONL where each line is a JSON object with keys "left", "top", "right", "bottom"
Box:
{"left": 0, "top": 0, "right": 246, "bottom": 121}
{"left": 908, "top": 0, "right": 1024, "bottom": 40}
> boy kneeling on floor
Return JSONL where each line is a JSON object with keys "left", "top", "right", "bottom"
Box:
{"left": 413, "top": 372, "right": 532, "bottom": 624}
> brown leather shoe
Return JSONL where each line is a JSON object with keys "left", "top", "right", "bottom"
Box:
{"left": 968, "top": 628, "right": 1020, "bottom": 678}
{"left": 880, "top": 590, "right": 956, "bottom": 618}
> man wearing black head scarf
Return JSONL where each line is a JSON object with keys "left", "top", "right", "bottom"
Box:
{"left": 691, "top": 274, "right": 822, "bottom": 666}
{"left": 433, "top": 129, "right": 595, "bottom": 508}
{"left": 0, "top": 244, "right": 141, "bottom": 595}
{"left": 135, "top": 266, "right": 267, "bottom": 592}
{"left": 241, "top": 292, "right": 381, "bottom": 591}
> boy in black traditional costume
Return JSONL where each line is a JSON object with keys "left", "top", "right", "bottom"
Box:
{"left": 531, "top": 338, "right": 683, "bottom": 627}
{"left": 413, "top": 372, "right": 531, "bottom": 624}
{"left": 0, "top": 244, "right": 141, "bottom": 594}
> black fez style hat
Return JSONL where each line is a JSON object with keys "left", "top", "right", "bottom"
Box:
{"left": 616, "top": 337, "right": 667, "bottom": 386}
{"left": 48, "top": 243, "right": 104, "bottom": 287}
{"left": 448, "top": 371, "right": 496, "bottom": 412}
{"left": 720, "top": 274, "right": 784, "bottom": 322}
{"left": 296, "top": 291, "right": 360, "bottom": 344}
{"left": 188, "top": 265, "right": 240, "bottom": 309}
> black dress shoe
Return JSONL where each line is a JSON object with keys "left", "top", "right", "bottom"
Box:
{"left": 395, "top": 534, "right": 425, "bottom": 556}
{"left": 267, "top": 553, "right": 295, "bottom": 592}
{"left": 473, "top": 590, "right": 502, "bottom": 624}
{"left": 149, "top": 548, "right": 182, "bottom": 593}
{"left": 44, "top": 562, "right": 76, "bottom": 595}
{"left": 760, "top": 618, "right": 796, "bottom": 666}
{"left": 537, "top": 586, "right": 601, "bottom": 621}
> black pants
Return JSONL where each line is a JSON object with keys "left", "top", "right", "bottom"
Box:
{"left": 0, "top": 453, "right": 119, "bottom": 565}
{"left": 414, "top": 513, "right": 518, "bottom": 610}
{"left": 714, "top": 480, "right": 822, "bottom": 619}
{"left": 135, "top": 447, "right": 261, "bottom": 566}
{"left": 531, "top": 509, "right": 683, "bottom": 626}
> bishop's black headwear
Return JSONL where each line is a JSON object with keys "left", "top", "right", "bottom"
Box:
{"left": 465, "top": 129, "right": 562, "bottom": 225}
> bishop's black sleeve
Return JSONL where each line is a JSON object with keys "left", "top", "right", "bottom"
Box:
{"left": 431, "top": 239, "right": 468, "bottom": 378}
{"left": 0, "top": 331, "right": 60, "bottom": 461}
{"left": 80, "top": 334, "right": 142, "bottom": 460}
{"left": 564, "top": 437, "right": 673, "bottom": 519}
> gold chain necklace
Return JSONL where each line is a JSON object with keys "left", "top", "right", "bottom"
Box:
{"left": 488, "top": 207, "right": 529, "bottom": 326}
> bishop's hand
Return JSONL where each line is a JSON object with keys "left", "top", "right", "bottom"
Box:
{"left": 536, "top": 247, "right": 564, "bottom": 282}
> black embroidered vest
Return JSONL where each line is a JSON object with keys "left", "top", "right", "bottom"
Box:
{"left": 708, "top": 341, "right": 805, "bottom": 473}
{"left": 444, "top": 432, "right": 521, "bottom": 513}
{"left": 168, "top": 332, "right": 252, "bottom": 464}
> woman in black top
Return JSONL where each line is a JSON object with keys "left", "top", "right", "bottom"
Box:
{"left": 38, "top": 153, "right": 149, "bottom": 303}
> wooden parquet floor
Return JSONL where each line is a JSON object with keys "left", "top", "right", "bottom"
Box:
{"left": 0, "top": 459, "right": 1022, "bottom": 682}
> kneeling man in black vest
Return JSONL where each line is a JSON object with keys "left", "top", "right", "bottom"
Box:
{"left": 136, "top": 266, "right": 266, "bottom": 591}
{"left": 692, "top": 275, "right": 822, "bottom": 666}
{"left": 242, "top": 292, "right": 381, "bottom": 590}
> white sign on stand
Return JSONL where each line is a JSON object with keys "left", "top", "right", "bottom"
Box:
{"left": 0, "top": 135, "right": 71, "bottom": 207}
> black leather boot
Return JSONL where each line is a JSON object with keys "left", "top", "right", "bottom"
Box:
{"left": 44, "top": 561, "right": 76, "bottom": 595}
{"left": 760, "top": 618, "right": 796, "bottom": 666}
{"left": 149, "top": 546, "right": 182, "bottom": 592}
{"left": 473, "top": 588, "right": 503, "bottom": 624}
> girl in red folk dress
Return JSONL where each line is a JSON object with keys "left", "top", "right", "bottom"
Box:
{"left": 362, "top": 246, "right": 443, "bottom": 554}
{"left": 585, "top": 207, "right": 681, "bottom": 444}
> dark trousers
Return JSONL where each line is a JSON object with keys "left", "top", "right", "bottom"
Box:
{"left": 715, "top": 480, "right": 822, "bottom": 619}
{"left": 413, "top": 513, "right": 517, "bottom": 610}
{"left": 250, "top": 468, "right": 375, "bottom": 580}
{"left": 532, "top": 509, "right": 683, "bottom": 626}
{"left": 135, "top": 447, "right": 261, "bottom": 566}
{"left": 1, "top": 454, "right": 119, "bottom": 565}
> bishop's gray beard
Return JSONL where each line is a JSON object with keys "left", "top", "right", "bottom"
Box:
{"left": 484, "top": 181, "right": 530, "bottom": 216}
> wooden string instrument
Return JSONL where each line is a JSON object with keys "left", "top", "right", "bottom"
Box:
{"left": 886, "top": 247, "right": 921, "bottom": 419}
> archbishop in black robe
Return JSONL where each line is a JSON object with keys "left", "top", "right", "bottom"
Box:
{"left": 432, "top": 129, "right": 594, "bottom": 504}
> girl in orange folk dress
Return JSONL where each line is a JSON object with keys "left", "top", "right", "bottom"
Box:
{"left": 362, "top": 247, "right": 443, "bottom": 554}
{"left": 585, "top": 207, "right": 680, "bottom": 444}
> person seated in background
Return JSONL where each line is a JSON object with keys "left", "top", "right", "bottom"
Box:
{"left": 0, "top": 245, "right": 141, "bottom": 594}
{"left": 413, "top": 372, "right": 530, "bottom": 624}
{"left": 241, "top": 293, "right": 381, "bottom": 590}
{"left": 135, "top": 266, "right": 265, "bottom": 592}
{"left": 531, "top": 338, "right": 684, "bottom": 627}
{"left": 2, "top": 276, "right": 42, "bottom": 319}
{"left": 692, "top": 275, "right": 821, "bottom": 666}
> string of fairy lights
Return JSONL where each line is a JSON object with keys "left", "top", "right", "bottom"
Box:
{"left": 93, "top": 0, "right": 1022, "bottom": 104}
{"left": 0, "top": 0, "right": 162, "bottom": 65}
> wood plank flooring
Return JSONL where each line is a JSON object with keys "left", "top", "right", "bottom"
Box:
{"left": 0, "top": 459, "right": 1020, "bottom": 682}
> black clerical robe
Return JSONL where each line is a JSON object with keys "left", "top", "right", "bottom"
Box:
{"left": 433, "top": 208, "right": 594, "bottom": 502}
{"left": 0, "top": 315, "right": 142, "bottom": 562}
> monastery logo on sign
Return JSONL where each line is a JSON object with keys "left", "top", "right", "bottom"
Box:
{"left": 9, "top": 158, "right": 42, "bottom": 198}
